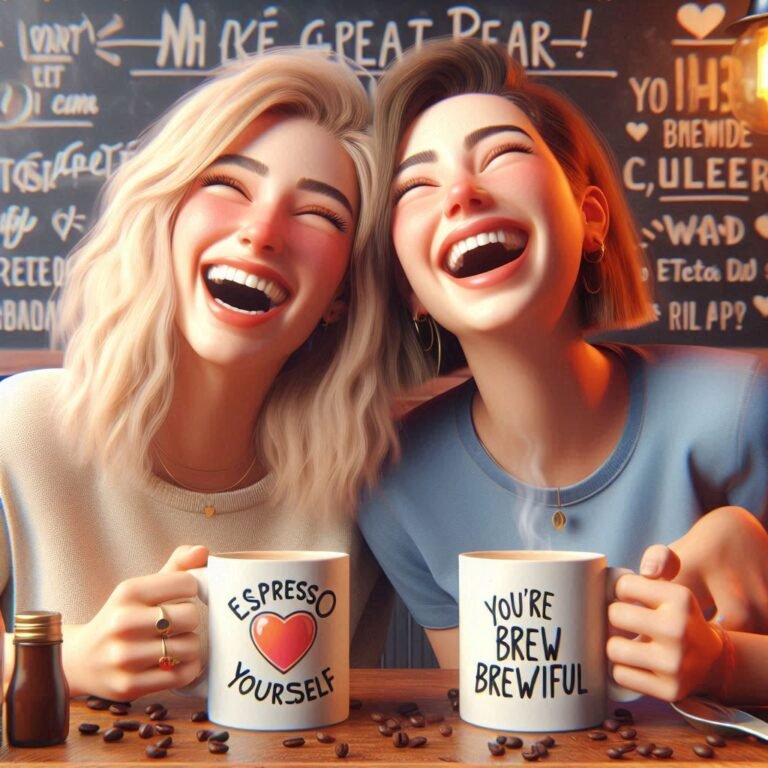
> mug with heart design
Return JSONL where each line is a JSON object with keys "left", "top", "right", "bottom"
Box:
{"left": 191, "top": 551, "right": 349, "bottom": 731}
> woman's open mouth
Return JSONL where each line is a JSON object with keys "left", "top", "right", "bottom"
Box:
{"left": 443, "top": 227, "right": 528, "bottom": 278}
{"left": 204, "top": 264, "right": 288, "bottom": 314}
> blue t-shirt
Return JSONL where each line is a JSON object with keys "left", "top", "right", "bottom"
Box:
{"left": 358, "top": 345, "right": 768, "bottom": 629}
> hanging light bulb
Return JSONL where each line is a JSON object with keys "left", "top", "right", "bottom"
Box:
{"left": 729, "top": 0, "right": 768, "bottom": 133}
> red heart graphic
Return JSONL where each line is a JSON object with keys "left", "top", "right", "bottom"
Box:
{"left": 250, "top": 611, "right": 317, "bottom": 674}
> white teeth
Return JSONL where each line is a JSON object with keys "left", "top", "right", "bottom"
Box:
{"left": 445, "top": 228, "right": 527, "bottom": 274}
{"left": 206, "top": 264, "right": 288, "bottom": 305}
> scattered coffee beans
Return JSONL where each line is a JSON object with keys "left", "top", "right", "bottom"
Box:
{"left": 505, "top": 736, "right": 524, "bottom": 749}
{"left": 619, "top": 727, "right": 637, "bottom": 740}
{"left": 149, "top": 708, "right": 168, "bottom": 721}
{"left": 397, "top": 702, "right": 420, "bottom": 716}
{"left": 589, "top": 731, "right": 608, "bottom": 741}
{"left": 439, "top": 724, "right": 453, "bottom": 737}
{"left": 410, "top": 736, "right": 428, "bottom": 748}
{"left": 447, "top": 688, "right": 459, "bottom": 699}
{"left": 282, "top": 737, "right": 305, "bottom": 748}
{"left": 78, "top": 723, "right": 100, "bottom": 735}
{"left": 450, "top": 698, "right": 460, "bottom": 711}
{"left": 377, "top": 725, "right": 394, "bottom": 737}
{"left": 693, "top": 744, "right": 715, "bottom": 758}
{"left": 488, "top": 741, "right": 506, "bottom": 756}
{"left": 103, "top": 727, "right": 124, "bottom": 742}
{"left": 393, "top": 731, "right": 409, "bottom": 748}
{"left": 385, "top": 718, "right": 401, "bottom": 731}
{"left": 335, "top": 742, "right": 350, "bottom": 758}
{"left": 614, "top": 708, "right": 634, "bottom": 721}
{"left": 208, "top": 740, "right": 229, "bottom": 754}
{"left": 209, "top": 730, "right": 230, "bottom": 743}
{"left": 706, "top": 734, "right": 726, "bottom": 747}
{"left": 495, "top": 735, "right": 507, "bottom": 745}
{"left": 196, "top": 729, "right": 213, "bottom": 742}
{"left": 316, "top": 732, "right": 336, "bottom": 744}
{"left": 618, "top": 743, "right": 636, "bottom": 754}
{"left": 603, "top": 718, "right": 621, "bottom": 732}
{"left": 607, "top": 747, "right": 625, "bottom": 759}
{"left": 370, "top": 712, "right": 385, "bottom": 723}
{"left": 191, "top": 710, "right": 208, "bottom": 722}
{"left": 145, "top": 745, "right": 167, "bottom": 759}
{"left": 652, "top": 746, "right": 674, "bottom": 759}
{"left": 156, "top": 736, "right": 173, "bottom": 749}
{"left": 139, "top": 724, "right": 155, "bottom": 739}
{"left": 533, "top": 741, "right": 548, "bottom": 757}
{"left": 636, "top": 742, "right": 656, "bottom": 757}
{"left": 521, "top": 749, "right": 540, "bottom": 761}
{"left": 87, "top": 697, "right": 111, "bottom": 711}
{"left": 155, "top": 723, "right": 174, "bottom": 735}
{"left": 409, "top": 714, "right": 426, "bottom": 728}
{"left": 145, "top": 702, "right": 165, "bottom": 715}
{"left": 540, "top": 735, "right": 556, "bottom": 748}
{"left": 113, "top": 719, "right": 140, "bottom": 731}
{"left": 109, "top": 704, "right": 129, "bottom": 716}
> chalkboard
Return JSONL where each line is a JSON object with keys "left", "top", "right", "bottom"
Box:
{"left": 0, "top": 0, "right": 766, "bottom": 370}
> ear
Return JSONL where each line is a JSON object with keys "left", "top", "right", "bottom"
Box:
{"left": 322, "top": 298, "right": 347, "bottom": 325}
{"left": 409, "top": 294, "right": 428, "bottom": 320}
{"left": 580, "top": 185, "right": 610, "bottom": 252}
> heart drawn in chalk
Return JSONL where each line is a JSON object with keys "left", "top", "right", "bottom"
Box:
{"left": 676, "top": 3, "right": 725, "bottom": 39}
{"left": 753, "top": 296, "right": 768, "bottom": 318}
{"left": 754, "top": 214, "right": 768, "bottom": 240}
{"left": 250, "top": 611, "right": 317, "bottom": 674}
{"left": 625, "top": 122, "right": 649, "bottom": 142}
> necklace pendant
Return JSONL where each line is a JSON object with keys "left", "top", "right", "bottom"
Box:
{"left": 204, "top": 504, "right": 216, "bottom": 518}
{"left": 552, "top": 508, "right": 566, "bottom": 530}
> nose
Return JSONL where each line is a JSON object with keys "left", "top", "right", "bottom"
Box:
{"left": 237, "top": 217, "right": 284, "bottom": 256}
{"left": 443, "top": 174, "right": 492, "bottom": 219}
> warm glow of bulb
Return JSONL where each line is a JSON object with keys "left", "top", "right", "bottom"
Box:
{"left": 758, "top": 28, "right": 768, "bottom": 99}
{"left": 731, "top": 20, "right": 768, "bottom": 133}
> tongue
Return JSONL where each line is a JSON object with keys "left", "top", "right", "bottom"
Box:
{"left": 453, "top": 243, "right": 523, "bottom": 278}
{"left": 206, "top": 277, "right": 272, "bottom": 313}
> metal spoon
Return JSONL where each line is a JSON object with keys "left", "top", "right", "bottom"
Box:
{"left": 671, "top": 696, "right": 768, "bottom": 741}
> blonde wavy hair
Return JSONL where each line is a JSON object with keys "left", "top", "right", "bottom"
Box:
{"left": 58, "top": 48, "right": 415, "bottom": 517}
{"left": 371, "top": 38, "right": 655, "bottom": 339}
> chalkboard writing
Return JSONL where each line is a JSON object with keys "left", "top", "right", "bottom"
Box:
{"left": 0, "top": 0, "right": 766, "bottom": 365}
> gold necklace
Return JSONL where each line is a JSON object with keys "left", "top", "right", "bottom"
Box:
{"left": 154, "top": 450, "right": 259, "bottom": 518}
{"left": 476, "top": 432, "right": 567, "bottom": 531}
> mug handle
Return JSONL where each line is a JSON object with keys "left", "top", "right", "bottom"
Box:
{"left": 606, "top": 567, "right": 642, "bottom": 703}
{"left": 173, "top": 567, "right": 209, "bottom": 698}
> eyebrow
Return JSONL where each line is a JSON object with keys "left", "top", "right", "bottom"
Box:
{"left": 464, "top": 124, "right": 533, "bottom": 149}
{"left": 395, "top": 150, "right": 438, "bottom": 176}
{"left": 209, "top": 153, "right": 268, "bottom": 176}
{"left": 298, "top": 177, "right": 353, "bottom": 215}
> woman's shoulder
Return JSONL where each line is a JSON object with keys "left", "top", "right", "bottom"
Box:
{"left": 0, "top": 368, "right": 64, "bottom": 433}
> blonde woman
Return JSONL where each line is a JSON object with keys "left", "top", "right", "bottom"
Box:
{"left": 0, "top": 49, "right": 412, "bottom": 700}
{"left": 359, "top": 39, "right": 768, "bottom": 703}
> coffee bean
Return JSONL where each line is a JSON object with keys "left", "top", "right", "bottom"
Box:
{"left": 282, "top": 737, "right": 305, "bottom": 748}
{"left": 78, "top": 723, "right": 100, "bottom": 735}
{"left": 636, "top": 742, "right": 656, "bottom": 756}
{"left": 705, "top": 734, "right": 726, "bottom": 747}
{"left": 145, "top": 702, "right": 165, "bottom": 715}
{"left": 103, "top": 727, "right": 124, "bottom": 742}
{"left": 398, "top": 702, "right": 420, "bottom": 716}
{"left": 652, "top": 746, "right": 674, "bottom": 759}
{"left": 619, "top": 727, "right": 637, "bottom": 740}
{"left": 439, "top": 724, "right": 453, "bottom": 737}
{"left": 393, "top": 731, "right": 410, "bottom": 748}
{"left": 155, "top": 723, "right": 174, "bottom": 735}
{"left": 196, "top": 729, "right": 213, "bottom": 742}
{"left": 114, "top": 719, "right": 140, "bottom": 731}
{"left": 191, "top": 710, "right": 208, "bottom": 723}
{"left": 607, "top": 747, "right": 625, "bottom": 759}
{"left": 410, "top": 736, "right": 428, "bottom": 748}
{"left": 488, "top": 741, "right": 506, "bottom": 756}
{"left": 533, "top": 741, "right": 548, "bottom": 757}
{"left": 316, "top": 732, "right": 336, "bottom": 744}
{"left": 377, "top": 725, "right": 393, "bottom": 737}
{"left": 139, "top": 724, "right": 155, "bottom": 739}
{"left": 156, "top": 736, "right": 173, "bottom": 749}
{"left": 693, "top": 744, "right": 715, "bottom": 758}
{"left": 603, "top": 718, "right": 621, "bottom": 732}
{"left": 426, "top": 713, "right": 445, "bottom": 724}
{"left": 385, "top": 718, "right": 401, "bottom": 731}
{"left": 208, "top": 740, "right": 229, "bottom": 754}
{"left": 87, "top": 696, "right": 111, "bottom": 710}
{"left": 409, "top": 714, "right": 426, "bottom": 728}
{"left": 209, "top": 730, "right": 230, "bottom": 743}
{"left": 521, "top": 750, "right": 540, "bottom": 761}
{"left": 109, "top": 704, "right": 129, "bottom": 715}
{"left": 540, "top": 735, "right": 556, "bottom": 748}
{"left": 618, "top": 743, "right": 637, "bottom": 754}
{"left": 349, "top": 698, "right": 363, "bottom": 710}
{"left": 370, "top": 712, "right": 385, "bottom": 723}
{"left": 450, "top": 698, "right": 459, "bottom": 711}
{"left": 614, "top": 707, "right": 634, "bottom": 721}
{"left": 447, "top": 688, "right": 459, "bottom": 699}
{"left": 149, "top": 708, "right": 168, "bottom": 721}
{"left": 506, "top": 736, "right": 524, "bottom": 749}
{"left": 145, "top": 746, "right": 167, "bottom": 759}
{"left": 335, "top": 742, "right": 349, "bottom": 758}
{"left": 589, "top": 731, "right": 608, "bottom": 741}
{"left": 495, "top": 735, "right": 507, "bottom": 745}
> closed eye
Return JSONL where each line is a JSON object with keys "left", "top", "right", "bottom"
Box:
{"left": 481, "top": 142, "right": 533, "bottom": 171}
{"left": 392, "top": 177, "right": 438, "bottom": 204}
{"left": 297, "top": 205, "right": 349, "bottom": 233}
{"left": 198, "top": 172, "right": 250, "bottom": 198}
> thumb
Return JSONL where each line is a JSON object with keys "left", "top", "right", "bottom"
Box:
{"left": 639, "top": 544, "right": 680, "bottom": 580}
{"left": 160, "top": 544, "right": 209, "bottom": 573}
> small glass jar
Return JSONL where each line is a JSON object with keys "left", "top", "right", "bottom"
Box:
{"left": 7, "top": 610, "right": 69, "bottom": 747}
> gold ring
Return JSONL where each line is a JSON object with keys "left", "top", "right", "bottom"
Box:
{"left": 158, "top": 635, "right": 180, "bottom": 671}
{"left": 155, "top": 605, "right": 171, "bottom": 636}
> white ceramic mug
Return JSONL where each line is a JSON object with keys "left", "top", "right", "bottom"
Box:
{"left": 191, "top": 551, "right": 349, "bottom": 731}
{"left": 459, "top": 550, "right": 637, "bottom": 732}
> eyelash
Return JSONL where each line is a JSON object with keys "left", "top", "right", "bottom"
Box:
{"left": 199, "top": 172, "right": 249, "bottom": 197}
{"left": 392, "top": 177, "right": 435, "bottom": 204}
{"left": 482, "top": 142, "right": 533, "bottom": 168}
{"left": 300, "top": 206, "right": 348, "bottom": 233}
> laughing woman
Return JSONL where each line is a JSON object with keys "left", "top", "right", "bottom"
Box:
{"left": 359, "top": 39, "right": 768, "bottom": 703}
{"left": 0, "top": 49, "right": 410, "bottom": 700}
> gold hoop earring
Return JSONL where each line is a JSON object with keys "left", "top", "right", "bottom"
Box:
{"left": 412, "top": 314, "right": 443, "bottom": 376}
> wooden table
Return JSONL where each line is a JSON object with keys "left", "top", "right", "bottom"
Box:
{"left": 2, "top": 669, "right": 766, "bottom": 766}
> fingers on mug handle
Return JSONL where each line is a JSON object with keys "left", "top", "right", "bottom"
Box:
{"left": 187, "top": 567, "right": 209, "bottom": 605}
{"left": 606, "top": 566, "right": 633, "bottom": 602}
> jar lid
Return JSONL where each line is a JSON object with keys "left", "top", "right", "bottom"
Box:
{"left": 14, "top": 610, "right": 63, "bottom": 643}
